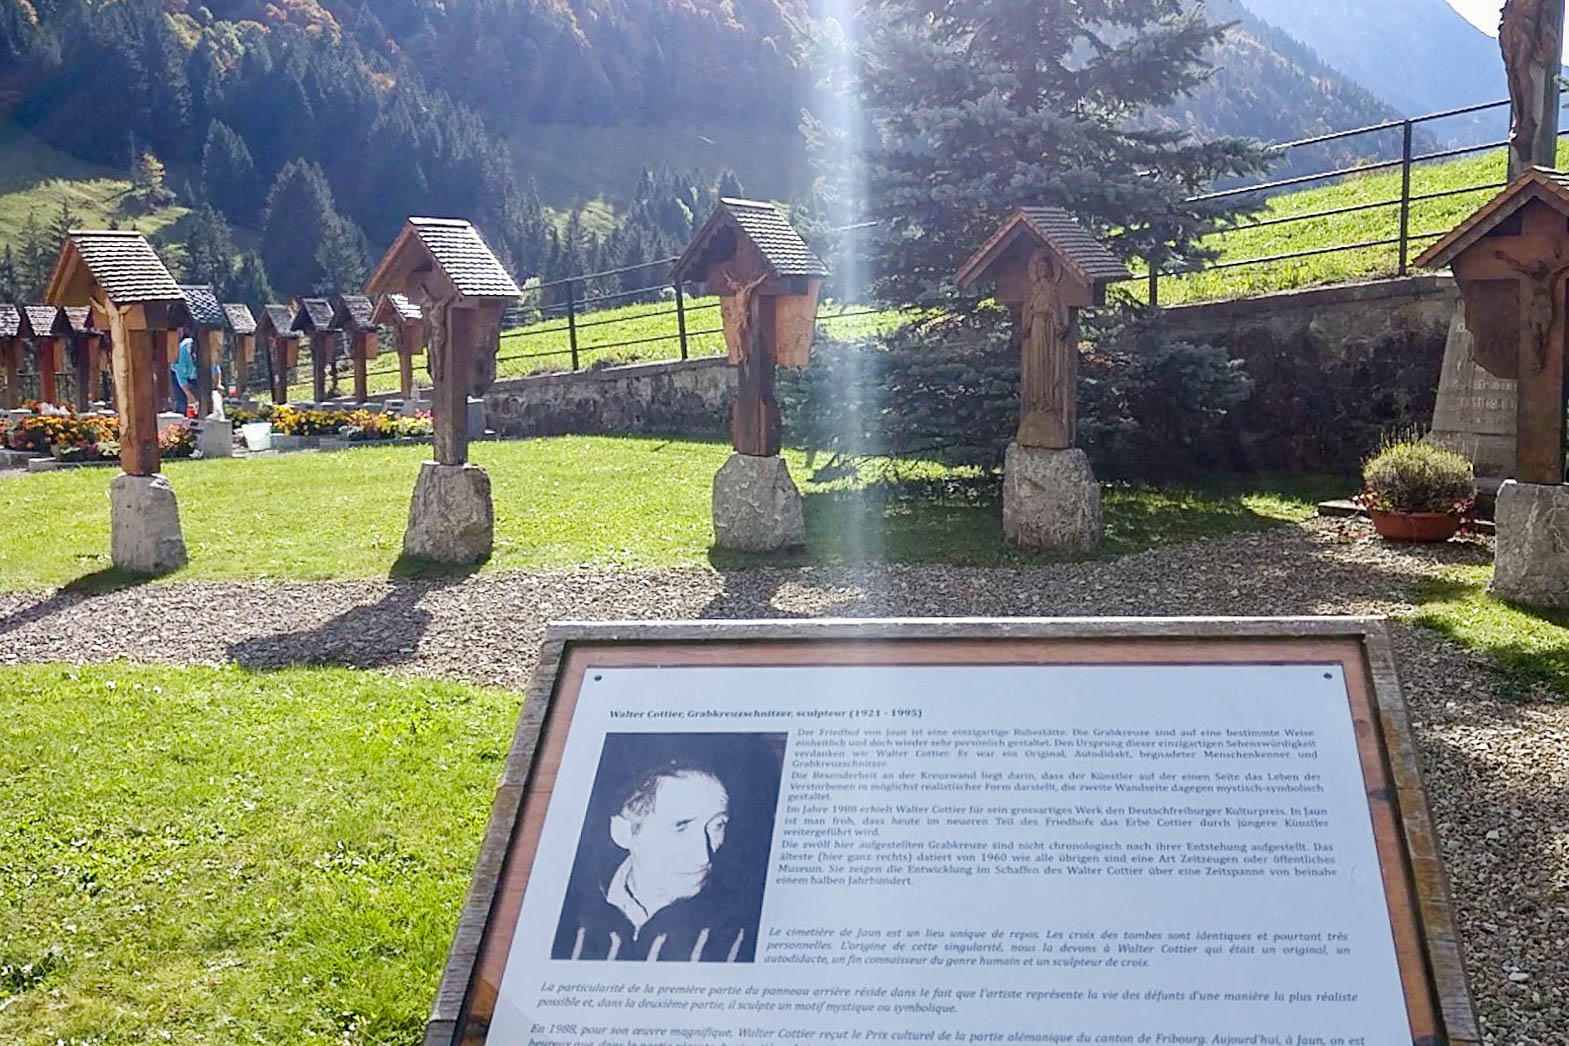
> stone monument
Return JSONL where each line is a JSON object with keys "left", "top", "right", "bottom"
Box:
{"left": 672, "top": 198, "right": 828, "bottom": 551}
{"left": 1427, "top": 305, "right": 1518, "bottom": 488}
{"left": 45, "top": 230, "right": 190, "bottom": 574}
{"left": 955, "top": 207, "right": 1128, "bottom": 552}
{"left": 1417, "top": 167, "right": 1569, "bottom": 607}
{"left": 365, "top": 217, "right": 520, "bottom": 564}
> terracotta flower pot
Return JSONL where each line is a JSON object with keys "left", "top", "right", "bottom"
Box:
{"left": 1368, "top": 509, "right": 1461, "bottom": 542}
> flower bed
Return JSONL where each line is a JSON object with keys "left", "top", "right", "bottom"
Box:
{"left": 4, "top": 407, "right": 197, "bottom": 462}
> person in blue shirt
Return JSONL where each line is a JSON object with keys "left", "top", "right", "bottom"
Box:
{"left": 171, "top": 329, "right": 197, "bottom": 416}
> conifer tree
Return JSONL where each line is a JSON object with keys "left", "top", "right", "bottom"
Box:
{"left": 0, "top": 246, "right": 19, "bottom": 303}
{"left": 841, "top": 0, "right": 1271, "bottom": 311}
{"left": 17, "top": 211, "right": 52, "bottom": 300}
{"left": 313, "top": 215, "right": 369, "bottom": 295}
{"left": 230, "top": 253, "right": 276, "bottom": 308}
{"left": 184, "top": 205, "right": 238, "bottom": 295}
{"left": 201, "top": 120, "right": 261, "bottom": 225}
{"left": 260, "top": 158, "right": 340, "bottom": 297}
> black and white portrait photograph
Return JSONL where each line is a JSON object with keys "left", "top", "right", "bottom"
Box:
{"left": 551, "top": 731, "right": 785, "bottom": 963}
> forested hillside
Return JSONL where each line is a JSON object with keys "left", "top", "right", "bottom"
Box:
{"left": 0, "top": 0, "right": 1423, "bottom": 305}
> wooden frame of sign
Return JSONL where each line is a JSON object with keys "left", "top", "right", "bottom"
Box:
{"left": 425, "top": 617, "right": 1478, "bottom": 1046}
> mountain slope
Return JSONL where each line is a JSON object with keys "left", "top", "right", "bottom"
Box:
{"left": 1240, "top": 0, "right": 1508, "bottom": 140}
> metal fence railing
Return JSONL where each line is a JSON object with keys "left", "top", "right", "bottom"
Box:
{"left": 1139, "top": 97, "right": 1541, "bottom": 304}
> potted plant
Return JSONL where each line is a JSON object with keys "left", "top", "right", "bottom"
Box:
{"left": 1359, "top": 438, "right": 1476, "bottom": 541}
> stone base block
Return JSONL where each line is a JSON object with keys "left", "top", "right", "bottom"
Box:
{"left": 1491, "top": 481, "right": 1569, "bottom": 608}
{"left": 1002, "top": 443, "right": 1103, "bottom": 553}
{"left": 712, "top": 453, "right": 805, "bottom": 551}
{"left": 467, "top": 397, "right": 487, "bottom": 438}
{"left": 403, "top": 462, "right": 494, "bottom": 564}
{"left": 110, "top": 473, "right": 188, "bottom": 575}
{"left": 198, "top": 419, "right": 233, "bottom": 458}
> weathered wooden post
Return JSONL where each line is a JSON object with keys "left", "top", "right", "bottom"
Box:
{"left": 0, "top": 306, "right": 23, "bottom": 409}
{"left": 956, "top": 207, "right": 1128, "bottom": 552}
{"left": 365, "top": 217, "right": 521, "bottom": 564}
{"left": 671, "top": 198, "right": 827, "bottom": 550}
{"left": 257, "top": 304, "right": 300, "bottom": 404}
{"left": 45, "top": 230, "right": 189, "bottom": 574}
{"left": 20, "top": 306, "right": 61, "bottom": 405}
{"left": 221, "top": 304, "right": 257, "bottom": 401}
{"left": 53, "top": 306, "right": 99, "bottom": 411}
{"left": 372, "top": 292, "right": 425, "bottom": 402}
{"left": 331, "top": 293, "right": 380, "bottom": 404}
{"left": 1418, "top": 168, "right": 1569, "bottom": 606}
{"left": 290, "top": 297, "right": 337, "bottom": 403}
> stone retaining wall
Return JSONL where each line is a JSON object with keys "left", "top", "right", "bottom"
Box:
{"left": 457, "top": 277, "right": 1454, "bottom": 471}
{"left": 482, "top": 356, "right": 733, "bottom": 439}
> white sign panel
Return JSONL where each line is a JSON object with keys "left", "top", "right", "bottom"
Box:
{"left": 484, "top": 662, "right": 1412, "bottom": 1046}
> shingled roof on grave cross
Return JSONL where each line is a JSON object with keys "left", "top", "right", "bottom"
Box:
{"left": 672, "top": 198, "right": 829, "bottom": 285}
{"left": 53, "top": 307, "right": 94, "bottom": 336}
{"left": 331, "top": 293, "right": 379, "bottom": 332}
{"left": 1416, "top": 167, "right": 1569, "bottom": 270}
{"left": 365, "top": 217, "right": 522, "bottom": 302}
{"left": 258, "top": 304, "right": 298, "bottom": 339}
{"left": 0, "top": 305, "right": 20, "bottom": 338}
{"left": 20, "top": 305, "right": 60, "bottom": 338}
{"left": 955, "top": 206, "right": 1129, "bottom": 297}
{"left": 222, "top": 304, "right": 257, "bottom": 336}
{"left": 178, "top": 285, "right": 225, "bottom": 330}
{"left": 291, "top": 297, "right": 335, "bottom": 332}
{"left": 45, "top": 230, "right": 184, "bottom": 307}
{"left": 372, "top": 292, "right": 422, "bottom": 327}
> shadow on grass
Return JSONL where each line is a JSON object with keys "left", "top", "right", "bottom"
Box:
{"left": 225, "top": 559, "right": 480, "bottom": 671}
{"left": 1410, "top": 569, "right": 1569, "bottom": 701}
{"left": 705, "top": 475, "right": 1339, "bottom": 571}
{"left": 0, "top": 566, "right": 153, "bottom": 638}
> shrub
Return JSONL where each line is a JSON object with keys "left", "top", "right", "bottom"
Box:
{"left": 1360, "top": 438, "right": 1475, "bottom": 514}
{"left": 777, "top": 317, "right": 1252, "bottom": 481}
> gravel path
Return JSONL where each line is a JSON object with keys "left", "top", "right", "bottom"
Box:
{"left": 1, "top": 518, "right": 1561, "bottom": 1043}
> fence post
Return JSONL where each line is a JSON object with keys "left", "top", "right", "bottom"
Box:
{"left": 1398, "top": 120, "right": 1413, "bottom": 276}
{"left": 675, "top": 283, "right": 689, "bottom": 360}
{"left": 566, "top": 279, "right": 580, "bottom": 371}
{"left": 1147, "top": 262, "right": 1159, "bottom": 308}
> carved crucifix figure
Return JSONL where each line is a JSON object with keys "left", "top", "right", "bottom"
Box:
{"left": 1493, "top": 246, "right": 1569, "bottom": 373}
{"left": 1016, "top": 250, "right": 1076, "bottom": 449}
{"left": 1501, "top": 0, "right": 1565, "bottom": 176}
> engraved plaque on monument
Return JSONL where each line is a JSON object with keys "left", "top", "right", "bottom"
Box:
{"left": 424, "top": 618, "right": 1479, "bottom": 1046}
{"left": 1428, "top": 305, "right": 1518, "bottom": 484}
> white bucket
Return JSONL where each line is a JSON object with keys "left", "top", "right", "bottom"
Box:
{"left": 241, "top": 422, "right": 273, "bottom": 451}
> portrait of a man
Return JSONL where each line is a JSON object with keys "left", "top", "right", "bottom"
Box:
{"left": 551, "top": 732, "right": 784, "bottom": 963}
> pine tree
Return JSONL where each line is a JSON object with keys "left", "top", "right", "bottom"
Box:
{"left": 717, "top": 169, "right": 746, "bottom": 199}
{"left": 47, "top": 197, "right": 77, "bottom": 261}
{"left": 260, "top": 158, "right": 340, "bottom": 297}
{"left": 201, "top": 120, "right": 261, "bottom": 225}
{"left": 230, "top": 253, "right": 276, "bottom": 307}
{"left": 184, "top": 205, "right": 238, "bottom": 294}
{"left": 838, "top": 0, "right": 1271, "bottom": 311}
{"left": 17, "top": 211, "right": 52, "bottom": 300}
{"left": 0, "top": 246, "right": 19, "bottom": 303}
{"left": 313, "top": 214, "right": 369, "bottom": 294}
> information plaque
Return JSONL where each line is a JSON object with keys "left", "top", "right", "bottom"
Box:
{"left": 427, "top": 618, "right": 1478, "bottom": 1046}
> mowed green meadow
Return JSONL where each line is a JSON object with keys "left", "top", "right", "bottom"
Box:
{"left": 0, "top": 435, "right": 1336, "bottom": 591}
{"left": 0, "top": 662, "right": 516, "bottom": 1043}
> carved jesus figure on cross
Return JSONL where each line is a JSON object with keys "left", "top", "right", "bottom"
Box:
{"left": 1492, "top": 246, "right": 1569, "bottom": 373}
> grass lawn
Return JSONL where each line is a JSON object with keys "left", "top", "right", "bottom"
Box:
{"left": 0, "top": 436, "right": 1339, "bottom": 591}
{"left": 1409, "top": 564, "right": 1569, "bottom": 700}
{"left": 0, "top": 662, "right": 515, "bottom": 1044}
{"left": 357, "top": 298, "right": 911, "bottom": 397}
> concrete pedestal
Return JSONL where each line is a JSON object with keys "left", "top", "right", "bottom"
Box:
{"left": 712, "top": 453, "right": 806, "bottom": 551}
{"left": 1491, "top": 480, "right": 1569, "bottom": 608}
{"left": 466, "top": 396, "right": 487, "bottom": 438}
{"left": 1002, "top": 443, "right": 1102, "bottom": 553}
{"left": 197, "top": 419, "right": 233, "bottom": 458}
{"left": 110, "top": 473, "right": 188, "bottom": 575}
{"left": 403, "top": 461, "right": 494, "bottom": 564}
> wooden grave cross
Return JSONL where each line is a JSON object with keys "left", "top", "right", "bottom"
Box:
{"left": 364, "top": 217, "right": 521, "bottom": 465}
{"left": 44, "top": 230, "right": 186, "bottom": 476}
{"left": 955, "top": 207, "right": 1129, "bottom": 450}
{"left": 372, "top": 293, "right": 426, "bottom": 402}
{"left": 671, "top": 199, "right": 828, "bottom": 457}
{"left": 1417, "top": 167, "right": 1569, "bottom": 485}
